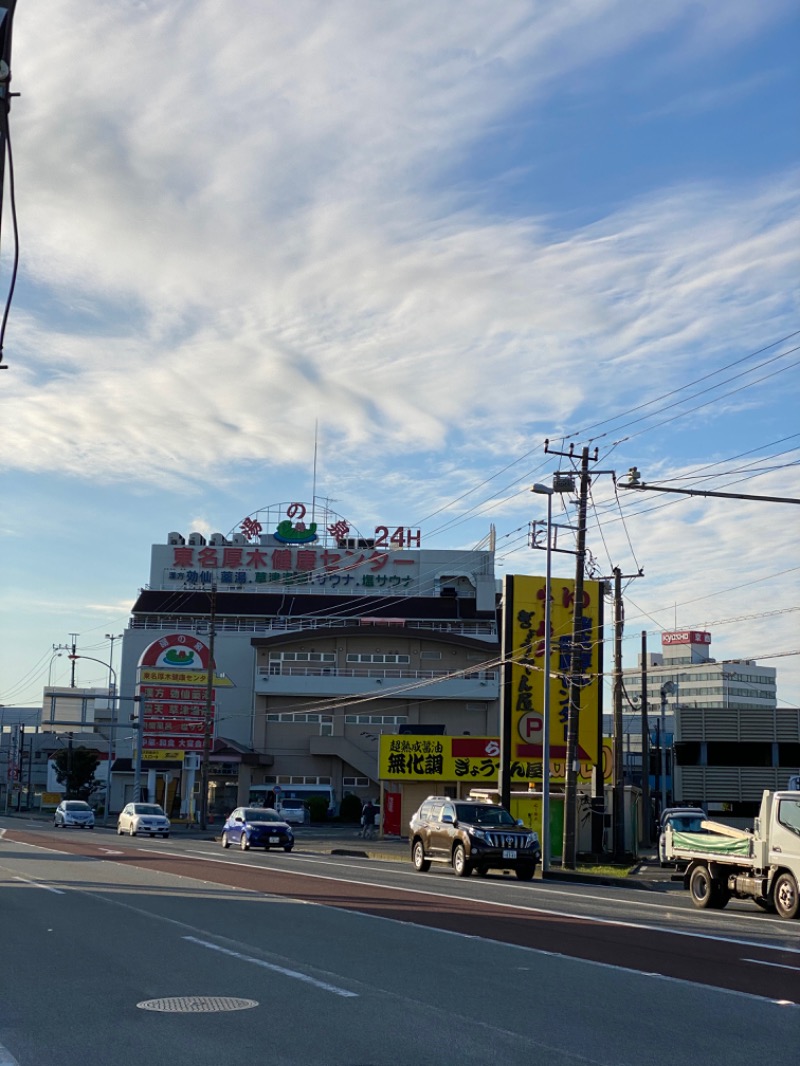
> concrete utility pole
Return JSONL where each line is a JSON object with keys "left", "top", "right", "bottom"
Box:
{"left": 640, "top": 630, "right": 651, "bottom": 846}
{"left": 547, "top": 443, "right": 592, "bottom": 869}
{"left": 199, "top": 584, "right": 217, "bottom": 831}
{"left": 598, "top": 567, "right": 643, "bottom": 862}
{"left": 0, "top": 1, "right": 16, "bottom": 371}
{"left": 543, "top": 441, "right": 620, "bottom": 868}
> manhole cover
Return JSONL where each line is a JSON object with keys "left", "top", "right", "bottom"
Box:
{"left": 137, "top": 996, "right": 258, "bottom": 1013}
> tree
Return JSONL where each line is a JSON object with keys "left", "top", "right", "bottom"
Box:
{"left": 51, "top": 743, "right": 101, "bottom": 800}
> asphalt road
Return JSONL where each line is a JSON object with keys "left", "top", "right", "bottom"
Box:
{"left": 1, "top": 818, "right": 798, "bottom": 1066}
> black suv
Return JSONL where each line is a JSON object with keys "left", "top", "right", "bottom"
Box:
{"left": 409, "top": 796, "right": 541, "bottom": 880}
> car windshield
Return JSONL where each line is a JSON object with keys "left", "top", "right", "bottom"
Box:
{"left": 134, "top": 805, "right": 165, "bottom": 816}
{"left": 65, "top": 801, "right": 91, "bottom": 811}
{"left": 454, "top": 804, "right": 517, "bottom": 827}
{"left": 670, "top": 816, "right": 704, "bottom": 832}
{"left": 243, "top": 808, "right": 282, "bottom": 822}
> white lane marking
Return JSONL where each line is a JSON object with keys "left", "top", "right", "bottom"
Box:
{"left": 178, "top": 848, "right": 800, "bottom": 959}
{"left": 12, "top": 875, "right": 64, "bottom": 895}
{"left": 183, "top": 936, "right": 358, "bottom": 998}
{"left": 742, "top": 958, "right": 800, "bottom": 972}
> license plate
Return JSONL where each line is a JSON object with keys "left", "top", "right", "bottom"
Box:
{"left": 269, "top": 836, "right": 280, "bottom": 844}
{"left": 502, "top": 849, "right": 517, "bottom": 859}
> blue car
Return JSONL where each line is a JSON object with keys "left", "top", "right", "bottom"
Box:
{"left": 221, "top": 807, "right": 294, "bottom": 852}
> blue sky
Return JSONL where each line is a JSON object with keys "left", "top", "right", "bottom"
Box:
{"left": 1, "top": 1, "right": 798, "bottom": 708}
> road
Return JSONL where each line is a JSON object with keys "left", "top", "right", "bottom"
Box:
{"left": 0, "top": 817, "right": 798, "bottom": 1066}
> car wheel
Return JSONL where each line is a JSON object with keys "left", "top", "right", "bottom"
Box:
{"left": 452, "top": 843, "right": 471, "bottom": 877}
{"left": 283, "top": 846, "right": 293, "bottom": 853}
{"left": 240, "top": 833, "right": 249, "bottom": 851}
{"left": 117, "top": 825, "right": 123, "bottom": 835}
{"left": 88, "top": 826, "right": 94, "bottom": 831}
{"left": 412, "top": 840, "right": 430, "bottom": 872}
{"left": 162, "top": 833, "right": 169, "bottom": 839}
{"left": 774, "top": 872, "right": 800, "bottom": 920}
{"left": 54, "top": 820, "right": 60, "bottom": 828}
{"left": 221, "top": 832, "right": 230, "bottom": 849}
{"left": 515, "top": 866, "right": 536, "bottom": 882}
{"left": 475, "top": 867, "right": 489, "bottom": 877}
{"left": 129, "top": 824, "right": 136, "bottom": 837}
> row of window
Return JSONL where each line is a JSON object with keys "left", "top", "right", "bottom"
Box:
{"left": 265, "top": 713, "right": 408, "bottom": 725}
{"left": 265, "top": 713, "right": 333, "bottom": 723}
{"left": 269, "top": 652, "right": 336, "bottom": 662}
{"left": 265, "top": 776, "right": 332, "bottom": 785}
{"left": 632, "top": 685, "right": 776, "bottom": 698}
{"left": 267, "top": 651, "right": 448, "bottom": 665}
{"left": 346, "top": 654, "right": 410, "bottom": 663}
{"left": 630, "top": 673, "right": 775, "bottom": 687}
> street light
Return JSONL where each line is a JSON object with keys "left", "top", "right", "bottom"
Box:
{"left": 659, "top": 681, "right": 675, "bottom": 814}
{"left": 104, "top": 634, "right": 123, "bottom": 825}
{"left": 68, "top": 653, "right": 117, "bottom": 824}
{"left": 531, "top": 483, "right": 554, "bottom": 872}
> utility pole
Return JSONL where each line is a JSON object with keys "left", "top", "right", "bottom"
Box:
{"left": 0, "top": 1, "right": 16, "bottom": 242}
{"left": 69, "top": 634, "right": 79, "bottom": 687}
{"left": 597, "top": 567, "right": 643, "bottom": 862}
{"left": 543, "top": 442, "right": 593, "bottom": 869}
{"left": 640, "top": 631, "right": 650, "bottom": 846}
{"left": 199, "top": 584, "right": 217, "bottom": 831}
{"left": 15, "top": 723, "right": 23, "bottom": 810}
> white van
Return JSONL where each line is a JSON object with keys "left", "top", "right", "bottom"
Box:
{"left": 249, "top": 784, "right": 336, "bottom": 818}
{"left": 277, "top": 799, "right": 309, "bottom": 825}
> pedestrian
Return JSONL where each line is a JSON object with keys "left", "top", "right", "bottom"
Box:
{"left": 360, "top": 798, "right": 378, "bottom": 840}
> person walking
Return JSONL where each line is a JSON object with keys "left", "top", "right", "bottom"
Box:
{"left": 360, "top": 799, "right": 378, "bottom": 840}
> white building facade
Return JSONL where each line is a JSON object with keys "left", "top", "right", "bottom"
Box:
{"left": 116, "top": 501, "right": 500, "bottom": 819}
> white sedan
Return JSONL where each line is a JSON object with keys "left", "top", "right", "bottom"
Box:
{"left": 117, "top": 802, "right": 171, "bottom": 838}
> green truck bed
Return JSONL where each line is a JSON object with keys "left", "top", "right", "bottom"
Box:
{"left": 670, "top": 830, "right": 753, "bottom": 858}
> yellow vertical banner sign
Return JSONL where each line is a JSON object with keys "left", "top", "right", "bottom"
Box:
{"left": 510, "top": 575, "right": 602, "bottom": 767}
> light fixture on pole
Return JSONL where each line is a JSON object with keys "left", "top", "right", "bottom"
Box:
{"left": 659, "top": 680, "right": 675, "bottom": 814}
{"left": 104, "top": 634, "right": 123, "bottom": 825}
{"left": 67, "top": 653, "right": 117, "bottom": 816}
{"left": 531, "top": 483, "right": 554, "bottom": 872}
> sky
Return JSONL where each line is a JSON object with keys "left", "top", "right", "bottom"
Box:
{"left": 1, "top": 1, "right": 798, "bottom": 711}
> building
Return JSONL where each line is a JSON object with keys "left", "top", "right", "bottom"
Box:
{"left": 118, "top": 501, "right": 501, "bottom": 819}
{"left": 622, "top": 630, "right": 777, "bottom": 711}
{"left": 613, "top": 630, "right": 789, "bottom": 823}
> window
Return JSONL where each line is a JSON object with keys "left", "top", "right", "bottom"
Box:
{"left": 420, "top": 651, "right": 442, "bottom": 660}
{"left": 343, "top": 777, "right": 370, "bottom": 788}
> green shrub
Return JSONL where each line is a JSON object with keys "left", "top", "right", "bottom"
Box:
{"left": 307, "top": 795, "right": 329, "bottom": 823}
{"left": 339, "top": 793, "right": 363, "bottom": 823}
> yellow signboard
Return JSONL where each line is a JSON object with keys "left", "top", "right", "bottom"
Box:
{"left": 506, "top": 575, "right": 602, "bottom": 764}
{"left": 141, "top": 750, "right": 186, "bottom": 762}
{"left": 139, "top": 669, "right": 234, "bottom": 687}
{"left": 379, "top": 735, "right": 611, "bottom": 786}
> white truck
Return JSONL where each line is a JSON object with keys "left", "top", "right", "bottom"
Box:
{"left": 662, "top": 789, "right": 800, "bottom": 920}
